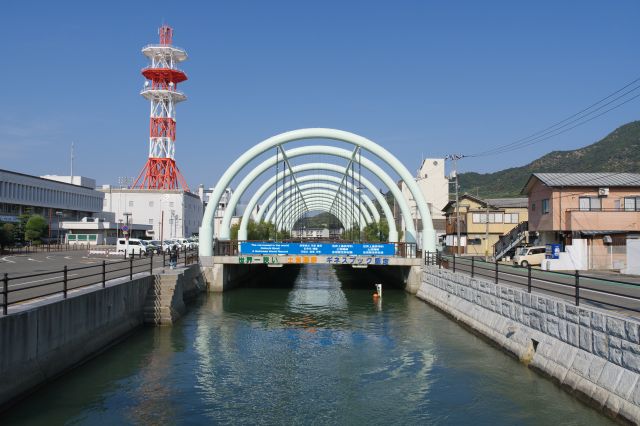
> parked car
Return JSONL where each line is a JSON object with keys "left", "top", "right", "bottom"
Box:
{"left": 116, "top": 238, "right": 148, "bottom": 256}
{"left": 177, "top": 238, "right": 194, "bottom": 249}
{"left": 513, "top": 246, "right": 547, "bottom": 267}
{"left": 143, "top": 240, "right": 162, "bottom": 254}
{"left": 163, "top": 240, "right": 178, "bottom": 253}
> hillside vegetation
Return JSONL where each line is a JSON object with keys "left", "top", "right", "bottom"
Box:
{"left": 458, "top": 121, "right": 640, "bottom": 198}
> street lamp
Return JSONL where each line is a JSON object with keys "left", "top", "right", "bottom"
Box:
{"left": 55, "top": 211, "right": 63, "bottom": 244}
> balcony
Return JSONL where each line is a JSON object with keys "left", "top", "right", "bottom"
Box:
{"left": 565, "top": 208, "right": 640, "bottom": 232}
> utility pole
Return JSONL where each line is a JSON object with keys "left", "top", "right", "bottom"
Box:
{"left": 485, "top": 201, "right": 490, "bottom": 261}
{"left": 446, "top": 154, "right": 463, "bottom": 254}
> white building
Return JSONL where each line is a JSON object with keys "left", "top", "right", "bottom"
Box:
{"left": 99, "top": 187, "right": 203, "bottom": 240}
{"left": 396, "top": 158, "right": 449, "bottom": 244}
{"left": 0, "top": 169, "right": 104, "bottom": 239}
{"left": 62, "top": 216, "right": 152, "bottom": 245}
{"left": 197, "top": 185, "right": 253, "bottom": 238}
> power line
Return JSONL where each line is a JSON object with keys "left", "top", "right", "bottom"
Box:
{"left": 466, "top": 76, "right": 640, "bottom": 158}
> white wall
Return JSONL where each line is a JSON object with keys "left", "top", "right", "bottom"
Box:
{"left": 399, "top": 158, "right": 449, "bottom": 241}
{"left": 100, "top": 188, "right": 203, "bottom": 239}
{"left": 0, "top": 170, "right": 104, "bottom": 217}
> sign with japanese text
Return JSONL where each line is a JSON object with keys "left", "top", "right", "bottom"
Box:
{"left": 239, "top": 242, "right": 395, "bottom": 256}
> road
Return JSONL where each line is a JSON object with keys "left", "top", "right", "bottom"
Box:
{"left": 441, "top": 256, "right": 640, "bottom": 319}
{"left": 0, "top": 250, "right": 195, "bottom": 312}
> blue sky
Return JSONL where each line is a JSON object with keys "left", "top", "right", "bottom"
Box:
{"left": 1, "top": 0, "right": 639, "bottom": 190}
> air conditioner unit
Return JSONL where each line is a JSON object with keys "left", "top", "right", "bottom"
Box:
{"left": 598, "top": 187, "right": 609, "bottom": 196}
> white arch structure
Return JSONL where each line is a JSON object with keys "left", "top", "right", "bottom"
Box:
{"left": 265, "top": 188, "right": 371, "bottom": 229}
{"left": 219, "top": 145, "right": 416, "bottom": 240}
{"left": 247, "top": 163, "right": 395, "bottom": 239}
{"left": 254, "top": 178, "right": 379, "bottom": 228}
{"left": 200, "top": 128, "right": 435, "bottom": 256}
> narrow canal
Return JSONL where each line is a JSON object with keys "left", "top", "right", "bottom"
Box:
{"left": 5, "top": 265, "right": 612, "bottom": 425}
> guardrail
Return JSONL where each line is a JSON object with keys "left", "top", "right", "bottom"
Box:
{"left": 424, "top": 252, "right": 640, "bottom": 315}
{"left": 0, "top": 248, "right": 199, "bottom": 316}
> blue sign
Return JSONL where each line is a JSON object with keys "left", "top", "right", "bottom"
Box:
{"left": 546, "top": 243, "right": 561, "bottom": 259}
{"left": 239, "top": 242, "right": 395, "bottom": 256}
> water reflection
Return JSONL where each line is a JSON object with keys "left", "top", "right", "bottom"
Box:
{"left": 3, "top": 264, "right": 614, "bottom": 425}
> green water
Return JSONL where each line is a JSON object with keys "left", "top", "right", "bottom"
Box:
{"left": 4, "top": 265, "right": 612, "bottom": 425}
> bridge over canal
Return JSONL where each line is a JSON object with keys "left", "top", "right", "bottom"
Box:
{"left": 198, "top": 128, "right": 435, "bottom": 291}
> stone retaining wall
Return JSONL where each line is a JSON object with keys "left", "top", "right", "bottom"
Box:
{"left": 418, "top": 266, "right": 640, "bottom": 424}
{"left": 0, "top": 265, "right": 206, "bottom": 409}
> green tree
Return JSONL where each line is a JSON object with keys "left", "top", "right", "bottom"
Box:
{"left": 0, "top": 223, "right": 15, "bottom": 252}
{"left": 24, "top": 214, "right": 48, "bottom": 244}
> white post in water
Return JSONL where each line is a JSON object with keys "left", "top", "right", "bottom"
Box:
{"left": 375, "top": 283, "right": 382, "bottom": 298}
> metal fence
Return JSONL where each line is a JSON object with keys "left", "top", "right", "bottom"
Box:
{"left": 425, "top": 252, "right": 640, "bottom": 315}
{"left": 1, "top": 248, "right": 199, "bottom": 316}
{"left": 2, "top": 243, "right": 95, "bottom": 255}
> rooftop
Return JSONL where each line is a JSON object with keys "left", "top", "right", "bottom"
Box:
{"left": 522, "top": 173, "right": 640, "bottom": 194}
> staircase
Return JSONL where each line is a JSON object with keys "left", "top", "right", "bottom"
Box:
{"left": 494, "top": 221, "right": 528, "bottom": 261}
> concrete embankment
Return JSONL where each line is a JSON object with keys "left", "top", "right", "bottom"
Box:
{"left": 0, "top": 265, "right": 205, "bottom": 409}
{"left": 417, "top": 266, "right": 640, "bottom": 424}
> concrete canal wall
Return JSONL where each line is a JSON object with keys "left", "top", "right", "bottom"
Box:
{"left": 0, "top": 265, "right": 205, "bottom": 410}
{"left": 417, "top": 266, "right": 640, "bottom": 424}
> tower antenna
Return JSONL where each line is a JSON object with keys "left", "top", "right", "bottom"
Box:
{"left": 133, "top": 24, "right": 189, "bottom": 190}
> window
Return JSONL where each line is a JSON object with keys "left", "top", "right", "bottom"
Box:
{"left": 169, "top": 202, "right": 174, "bottom": 208}
{"left": 149, "top": 219, "right": 154, "bottom": 225}
{"left": 579, "top": 197, "right": 601, "bottom": 211}
{"left": 472, "top": 212, "right": 504, "bottom": 223}
{"left": 541, "top": 199, "right": 549, "bottom": 214}
{"left": 489, "top": 213, "right": 503, "bottom": 223}
{"left": 472, "top": 213, "right": 486, "bottom": 223}
{"left": 624, "top": 197, "right": 640, "bottom": 211}
{"left": 504, "top": 213, "right": 519, "bottom": 224}
{"left": 129, "top": 201, "right": 134, "bottom": 207}
{"left": 149, "top": 201, "right": 154, "bottom": 207}
{"left": 468, "top": 238, "right": 482, "bottom": 245}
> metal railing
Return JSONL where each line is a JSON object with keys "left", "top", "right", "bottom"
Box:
{"left": 2, "top": 243, "right": 94, "bottom": 255}
{"left": 424, "top": 252, "right": 640, "bottom": 315}
{"left": 493, "top": 221, "right": 528, "bottom": 259}
{"left": 0, "top": 248, "right": 199, "bottom": 316}
{"left": 213, "top": 240, "right": 418, "bottom": 258}
{"left": 566, "top": 208, "right": 640, "bottom": 212}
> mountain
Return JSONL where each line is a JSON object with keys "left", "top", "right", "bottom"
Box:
{"left": 458, "top": 121, "right": 640, "bottom": 198}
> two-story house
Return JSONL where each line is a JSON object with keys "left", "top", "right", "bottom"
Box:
{"left": 521, "top": 173, "right": 640, "bottom": 270}
{"left": 442, "top": 194, "right": 528, "bottom": 255}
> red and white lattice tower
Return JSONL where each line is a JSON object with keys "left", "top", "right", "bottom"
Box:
{"left": 133, "top": 24, "right": 189, "bottom": 190}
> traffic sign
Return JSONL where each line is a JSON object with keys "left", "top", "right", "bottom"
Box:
{"left": 121, "top": 225, "right": 129, "bottom": 231}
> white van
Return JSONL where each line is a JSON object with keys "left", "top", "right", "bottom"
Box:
{"left": 116, "top": 238, "right": 148, "bottom": 256}
{"left": 513, "top": 246, "right": 547, "bottom": 267}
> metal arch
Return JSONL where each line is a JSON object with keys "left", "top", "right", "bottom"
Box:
{"left": 245, "top": 162, "right": 396, "bottom": 239}
{"left": 264, "top": 187, "right": 372, "bottom": 232}
{"left": 282, "top": 202, "right": 352, "bottom": 232}
{"left": 217, "top": 145, "right": 416, "bottom": 245}
{"left": 258, "top": 176, "right": 377, "bottom": 224}
{"left": 251, "top": 171, "right": 379, "bottom": 224}
{"left": 274, "top": 197, "right": 365, "bottom": 232}
{"left": 253, "top": 178, "right": 377, "bottom": 234}
{"left": 267, "top": 184, "right": 375, "bottom": 233}
{"left": 265, "top": 188, "right": 370, "bottom": 230}
{"left": 200, "top": 128, "right": 435, "bottom": 256}
{"left": 282, "top": 202, "right": 362, "bottom": 232}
